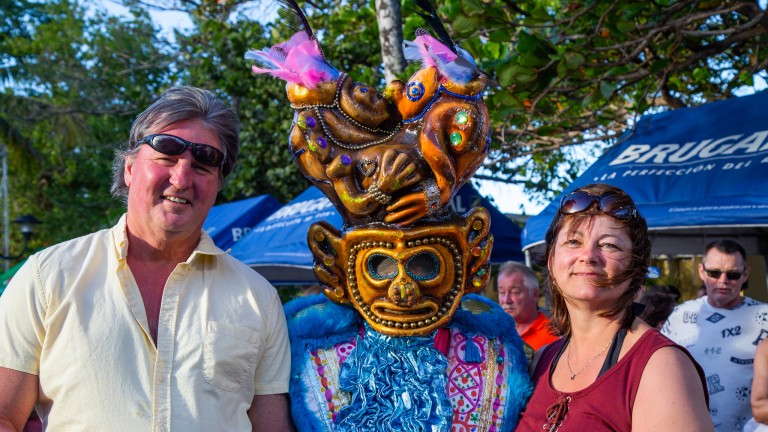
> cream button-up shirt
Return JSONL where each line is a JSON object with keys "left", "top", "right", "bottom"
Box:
{"left": 0, "top": 215, "right": 290, "bottom": 431}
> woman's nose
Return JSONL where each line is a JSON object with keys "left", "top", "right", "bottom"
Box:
{"left": 578, "top": 244, "right": 600, "bottom": 263}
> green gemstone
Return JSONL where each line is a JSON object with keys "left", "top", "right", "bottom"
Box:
{"left": 308, "top": 142, "right": 317, "bottom": 152}
{"left": 297, "top": 116, "right": 306, "bottom": 129}
{"left": 477, "top": 268, "right": 486, "bottom": 276}
{"left": 450, "top": 132, "right": 463, "bottom": 145}
{"left": 455, "top": 111, "right": 469, "bottom": 124}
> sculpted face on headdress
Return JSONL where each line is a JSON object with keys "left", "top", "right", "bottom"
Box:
{"left": 246, "top": 3, "right": 493, "bottom": 336}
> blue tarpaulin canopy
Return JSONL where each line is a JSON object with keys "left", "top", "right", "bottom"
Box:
{"left": 522, "top": 91, "right": 768, "bottom": 258}
{"left": 231, "top": 183, "right": 524, "bottom": 285}
{"left": 203, "top": 194, "right": 281, "bottom": 250}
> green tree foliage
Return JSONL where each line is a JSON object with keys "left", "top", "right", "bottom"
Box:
{"left": 0, "top": 0, "right": 174, "bottom": 257}
{"left": 433, "top": 0, "right": 768, "bottom": 200}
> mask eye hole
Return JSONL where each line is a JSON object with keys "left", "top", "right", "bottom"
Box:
{"left": 367, "top": 254, "right": 398, "bottom": 280}
{"left": 406, "top": 252, "right": 440, "bottom": 281}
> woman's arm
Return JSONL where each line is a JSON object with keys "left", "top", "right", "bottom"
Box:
{"left": 632, "top": 346, "right": 714, "bottom": 432}
{"left": 752, "top": 338, "right": 768, "bottom": 423}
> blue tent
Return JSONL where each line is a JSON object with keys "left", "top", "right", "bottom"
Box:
{"left": 522, "top": 91, "right": 768, "bottom": 258}
{"left": 203, "top": 194, "right": 281, "bottom": 250}
{"left": 231, "top": 183, "right": 524, "bottom": 285}
{"left": 452, "top": 183, "right": 524, "bottom": 264}
{"left": 230, "top": 187, "right": 342, "bottom": 284}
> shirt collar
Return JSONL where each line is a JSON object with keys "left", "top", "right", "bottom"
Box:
{"left": 111, "top": 213, "right": 227, "bottom": 262}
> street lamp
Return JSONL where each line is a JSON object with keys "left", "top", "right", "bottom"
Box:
{"left": 0, "top": 214, "right": 42, "bottom": 261}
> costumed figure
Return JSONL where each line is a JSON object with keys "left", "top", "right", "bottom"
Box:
{"left": 246, "top": 1, "right": 532, "bottom": 430}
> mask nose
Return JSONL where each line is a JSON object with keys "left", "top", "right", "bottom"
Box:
{"left": 388, "top": 276, "right": 421, "bottom": 307}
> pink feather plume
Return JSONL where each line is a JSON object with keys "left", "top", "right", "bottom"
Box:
{"left": 246, "top": 32, "right": 339, "bottom": 89}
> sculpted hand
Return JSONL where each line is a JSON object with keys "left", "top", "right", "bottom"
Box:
{"left": 377, "top": 149, "right": 422, "bottom": 194}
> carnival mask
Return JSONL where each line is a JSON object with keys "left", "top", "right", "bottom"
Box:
{"left": 307, "top": 207, "right": 493, "bottom": 336}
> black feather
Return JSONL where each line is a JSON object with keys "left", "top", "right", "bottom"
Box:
{"left": 277, "top": 0, "right": 314, "bottom": 39}
{"left": 412, "top": 0, "right": 457, "bottom": 54}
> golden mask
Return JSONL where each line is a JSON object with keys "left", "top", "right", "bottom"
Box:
{"left": 308, "top": 208, "right": 493, "bottom": 336}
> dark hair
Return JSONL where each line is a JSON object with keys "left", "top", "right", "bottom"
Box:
{"left": 703, "top": 239, "right": 747, "bottom": 263}
{"left": 111, "top": 86, "right": 240, "bottom": 202}
{"left": 544, "top": 183, "right": 651, "bottom": 337}
{"left": 637, "top": 290, "right": 677, "bottom": 328}
{"left": 497, "top": 261, "right": 539, "bottom": 294}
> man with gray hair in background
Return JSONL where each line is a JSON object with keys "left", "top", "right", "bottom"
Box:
{"left": 0, "top": 86, "right": 294, "bottom": 431}
{"left": 497, "top": 261, "right": 559, "bottom": 350}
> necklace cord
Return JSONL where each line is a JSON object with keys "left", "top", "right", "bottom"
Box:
{"left": 566, "top": 336, "right": 614, "bottom": 380}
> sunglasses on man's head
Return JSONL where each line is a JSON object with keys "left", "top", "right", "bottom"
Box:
{"left": 137, "top": 134, "right": 226, "bottom": 168}
{"left": 702, "top": 266, "right": 745, "bottom": 281}
{"left": 559, "top": 190, "right": 637, "bottom": 221}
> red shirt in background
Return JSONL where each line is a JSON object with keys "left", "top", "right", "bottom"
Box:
{"left": 520, "top": 311, "right": 559, "bottom": 350}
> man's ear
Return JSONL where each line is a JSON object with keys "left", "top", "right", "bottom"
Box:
{"left": 124, "top": 155, "right": 135, "bottom": 188}
{"left": 697, "top": 262, "right": 706, "bottom": 280}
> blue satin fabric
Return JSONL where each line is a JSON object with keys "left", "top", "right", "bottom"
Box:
{"left": 335, "top": 324, "right": 451, "bottom": 432}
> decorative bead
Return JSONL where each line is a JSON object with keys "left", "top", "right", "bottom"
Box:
{"left": 305, "top": 116, "right": 317, "bottom": 128}
{"left": 314, "top": 232, "right": 326, "bottom": 242}
{"left": 317, "top": 136, "right": 327, "bottom": 148}
{"left": 323, "top": 257, "right": 335, "bottom": 266}
{"left": 341, "top": 154, "right": 352, "bottom": 165}
{"left": 407, "top": 81, "right": 425, "bottom": 101}
{"left": 471, "top": 246, "right": 482, "bottom": 257}
{"left": 450, "top": 132, "right": 463, "bottom": 146}
{"left": 455, "top": 110, "right": 469, "bottom": 124}
{"left": 472, "top": 220, "right": 483, "bottom": 231}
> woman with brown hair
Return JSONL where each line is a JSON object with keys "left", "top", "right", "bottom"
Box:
{"left": 516, "top": 183, "right": 711, "bottom": 431}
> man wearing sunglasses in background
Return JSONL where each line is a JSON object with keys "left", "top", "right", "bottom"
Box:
{"left": 0, "top": 86, "right": 295, "bottom": 431}
{"left": 663, "top": 239, "right": 768, "bottom": 431}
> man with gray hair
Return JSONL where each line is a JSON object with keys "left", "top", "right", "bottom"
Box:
{"left": 497, "top": 261, "right": 558, "bottom": 350}
{"left": 0, "top": 86, "right": 294, "bottom": 431}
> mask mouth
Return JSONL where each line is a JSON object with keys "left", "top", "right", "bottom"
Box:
{"left": 371, "top": 300, "right": 438, "bottom": 323}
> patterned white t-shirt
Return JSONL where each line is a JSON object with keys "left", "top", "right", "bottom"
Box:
{"left": 662, "top": 296, "right": 768, "bottom": 432}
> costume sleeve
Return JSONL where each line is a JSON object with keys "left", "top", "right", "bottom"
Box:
{"left": 252, "top": 286, "right": 291, "bottom": 395}
{"left": 0, "top": 255, "right": 46, "bottom": 375}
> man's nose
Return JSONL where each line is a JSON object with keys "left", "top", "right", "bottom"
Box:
{"left": 170, "top": 157, "right": 195, "bottom": 188}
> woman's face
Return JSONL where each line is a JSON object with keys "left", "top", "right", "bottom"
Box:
{"left": 550, "top": 214, "right": 634, "bottom": 307}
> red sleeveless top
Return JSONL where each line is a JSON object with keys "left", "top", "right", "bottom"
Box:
{"left": 515, "top": 329, "right": 706, "bottom": 431}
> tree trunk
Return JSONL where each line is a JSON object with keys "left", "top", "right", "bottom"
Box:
{"left": 375, "top": 0, "right": 406, "bottom": 83}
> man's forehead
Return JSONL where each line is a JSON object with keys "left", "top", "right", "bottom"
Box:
{"left": 704, "top": 249, "right": 747, "bottom": 266}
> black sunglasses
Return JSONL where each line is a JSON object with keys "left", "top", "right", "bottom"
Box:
{"left": 137, "top": 134, "right": 226, "bottom": 168}
{"left": 702, "top": 266, "right": 745, "bottom": 281}
{"left": 559, "top": 190, "right": 637, "bottom": 221}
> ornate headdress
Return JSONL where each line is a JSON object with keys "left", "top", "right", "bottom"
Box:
{"left": 246, "top": 1, "right": 493, "bottom": 337}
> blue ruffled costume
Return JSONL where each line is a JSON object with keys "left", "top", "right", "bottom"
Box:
{"left": 285, "top": 293, "right": 532, "bottom": 432}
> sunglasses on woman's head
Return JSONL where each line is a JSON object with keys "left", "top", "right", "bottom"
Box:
{"left": 702, "top": 266, "right": 745, "bottom": 281}
{"left": 137, "top": 134, "right": 226, "bottom": 168}
{"left": 559, "top": 190, "right": 637, "bottom": 221}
